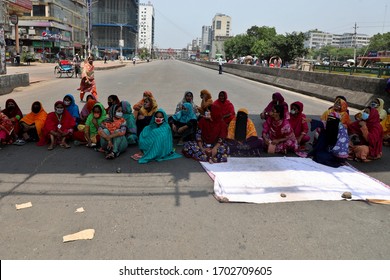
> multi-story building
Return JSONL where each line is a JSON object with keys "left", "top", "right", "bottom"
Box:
{"left": 201, "top": 25, "right": 212, "bottom": 52}
{"left": 1, "top": 0, "right": 33, "bottom": 72}
{"left": 8, "top": 0, "right": 87, "bottom": 61}
{"left": 304, "top": 30, "right": 334, "bottom": 49}
{"left": 338, "top": 33, "right": 371, "bottom": 48}
{"left": 91, "top": 0, "right": 139, "bottom": 59}
{"left": 304, "top": 30, "right": 371, "bottom": 49}
{"left": 210, "top": 13, "right": 232, "bottom": 59}
{"left": 212, "top": 13, "right": 231, "bottom": 39}
{"left": 138, "top": 2, "right": 154, "bottom": 57}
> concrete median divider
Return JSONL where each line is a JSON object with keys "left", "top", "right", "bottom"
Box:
{"left": 190, "top": 60, "right": 390, "bottom": 109}
{"left": 0, "top": 73, "right": 29, "bottom": 95}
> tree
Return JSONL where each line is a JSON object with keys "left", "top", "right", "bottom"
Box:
{"left": 270, "top": 32, "right": 308, "bottom": 63}
{"left": 367, "top": 32, "right": 390, "bottom": 51}
{"left": 224, "top": 26, "right": 307, "bottom": 64}
{"left": 246, "top": 26, "right": 276, "bottom": 41}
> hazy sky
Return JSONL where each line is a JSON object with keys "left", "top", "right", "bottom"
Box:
{"left": 148, "top": 0, "right": 390, "bottom": 49}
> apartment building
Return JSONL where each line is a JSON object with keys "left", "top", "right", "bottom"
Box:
{"left": 210, "top": 13, "right": 232, "bottom": 59}
{"left": 91, "top": 0, "right": 139, "bottom": 58}
{"left": 138, "top": 1, "right": 154, "bottom": 56}
{"left": 4, "top": 0, "right": 85, "bottom": 60}
{"left": 304, "top": 30, "right": 371, "bottom": 49}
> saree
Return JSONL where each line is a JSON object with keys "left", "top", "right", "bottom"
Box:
{"left": 121, "top": 100, "right": 137, "bottom": 145}
{"left": 20, "top": 101, "right": 48, "bottom": 140}
{"left": 38, "top": 101, "right": 76, "bottom": 146}
{"left": 213, "top": 90, "right": 235, "bottom": 125}
{"left": 138, "top": 109, "right": 182, "bottom": 164}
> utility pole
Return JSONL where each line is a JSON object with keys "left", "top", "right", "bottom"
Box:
{"left": 353, "top": 22, "right": 358, "bottom": 64}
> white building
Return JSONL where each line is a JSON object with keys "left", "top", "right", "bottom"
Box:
{"left": 304, "top": 30, "right": 371, "bottom": 49}
{"left": 138, "top": 2, "right": 154, "bottom": 55}
{"left": 304, "top": 30, "right": 334, "bottom": 49}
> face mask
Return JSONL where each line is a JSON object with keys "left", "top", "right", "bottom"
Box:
{"left": 362, "top": 112, "right": 369, "bottom": 120}
{"left": 107, "top": 102, "right": 113, "bottom": 107}
{"left": 155, "top": 117, "right": 164, "bottom": 124}
{"left": 115, "top": 112, "right": 123, "bottom": 118}
{"left": 370, "top": 102, "right": 378, "bottom": 108}
{"left": 93, "top": 113, "right": 100, "bottom": 118}
{"left": 63, "top": 100, "right": 71, "bottom": 106}
{"left": 290, "top": 109, "right": 296, "bottom": 115}
{"left": 8, "top": 105, "right": 15, "bottom": 109}
{"left": 56, "top": 108, "right": 64, "bottom": 114}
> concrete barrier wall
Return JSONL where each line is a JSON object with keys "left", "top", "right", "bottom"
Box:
{"left": 191, "top": 61, "right": 390, "bottom": 109}
{"left": 0, "top": 73, "right": 29, "bottom": 95}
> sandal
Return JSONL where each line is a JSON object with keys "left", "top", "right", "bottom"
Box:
{"left": 48, "top": 145, "right": 54, "bottom": 150}
{"left": 13, "top": 139, "right": 26, "bottom": 146}
{"left": 105, "top": 152, "right": 115, "bottom": 159}
{"left": 60, "top": 143, "right": 71, "bottom": 149}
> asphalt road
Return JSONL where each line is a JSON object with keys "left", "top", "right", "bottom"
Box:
{"left": 0, "top": 60, "right": 389, "bottom": 260}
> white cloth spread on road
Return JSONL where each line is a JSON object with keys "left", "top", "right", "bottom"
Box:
{"left": 200, "top": 157, "right": 390, "bottom": 204}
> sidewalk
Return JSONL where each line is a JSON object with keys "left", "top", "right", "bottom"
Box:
{"left": 4, "top": 59, "right": 129, "bottom": 85}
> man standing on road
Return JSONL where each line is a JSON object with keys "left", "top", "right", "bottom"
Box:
{"left": 218, "top": 56, "right": 224, "bottom": 74}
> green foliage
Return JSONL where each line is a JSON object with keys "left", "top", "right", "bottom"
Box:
{"left": 224, "top": 26, "right": 307, "bottom": 63}
{"left": 367, "top": 32, "right": 390, "bottom": 51}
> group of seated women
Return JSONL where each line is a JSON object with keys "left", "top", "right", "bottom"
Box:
{"left": 0, "top": 90, "right": 388, "bottom": 168}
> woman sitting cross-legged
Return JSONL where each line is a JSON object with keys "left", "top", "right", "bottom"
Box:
{"left": 136, "top": 95, "right": 158, "bottom": 136}
{"left": 121, "top": 100, "right": 138, "bottom": 145}
{"left": 98, "top": 104, "right": 128, "bottom": 159}
{"left": 18, "top": 101, "right": 47, "bottom": 144}
{"left": 38, "top": 101, "right": 75, "bottom": 150}
{"left": 288, "top": 101, "right": 310, "bottom": 150}
{"left": 2, "top": 99, "right": 23, "bottom": 143}
{"left": 306, "top": 112, "right": 349, "bottom": 167}
{"left": 262, "top": 104, "right": 298, "bottom": 154}
{"left": 131, "top": 109, "right": 182, "bottom": 163}
{"left": 72, "top": 102, "right": 107, "bottom": 147}
{"left": 168, "top": 102, "right": 197, "bottom": 145}
{"left": 0, "top": 111, "right": 14, "bottom": 148}
{"left": 348, "top": 107, "right": 383, "bottom": 162}
{"left": 183, "top": 104, "right": 229, "bottom": 163}
{"left": 225, "top": 108, "right": 263, "bottom": 157}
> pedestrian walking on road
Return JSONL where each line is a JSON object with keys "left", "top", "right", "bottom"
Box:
{"left": 78, "top": 56, "right": 98, "bottom": 102}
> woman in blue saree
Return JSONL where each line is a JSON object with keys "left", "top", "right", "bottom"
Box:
{"left": 131, "top": 108, "right": 182, "bottom": 164}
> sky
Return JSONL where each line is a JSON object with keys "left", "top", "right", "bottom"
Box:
{"left": 147, "top": 0, "right": 390, "bottom": 49}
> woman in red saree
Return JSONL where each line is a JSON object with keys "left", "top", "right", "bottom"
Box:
{"left": 288, "top": 101, "right": 310, "bottom": 149}
{"left": 183, "top": 104, "right": 229, "bottom": 163}
{"left": 38, "top": 101, "right": 75, "bottom": 150}
{"left": 348, "top": 107, "right": 383, "bottom": 162}
{"left": 78, "top": 56, "right": 98, "bottom": 101}
{"left": 213, "top": 90, "right": 235, "bottom": 125}
{"left": 2, "top": 99, "right": 23, "bottom": 142}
